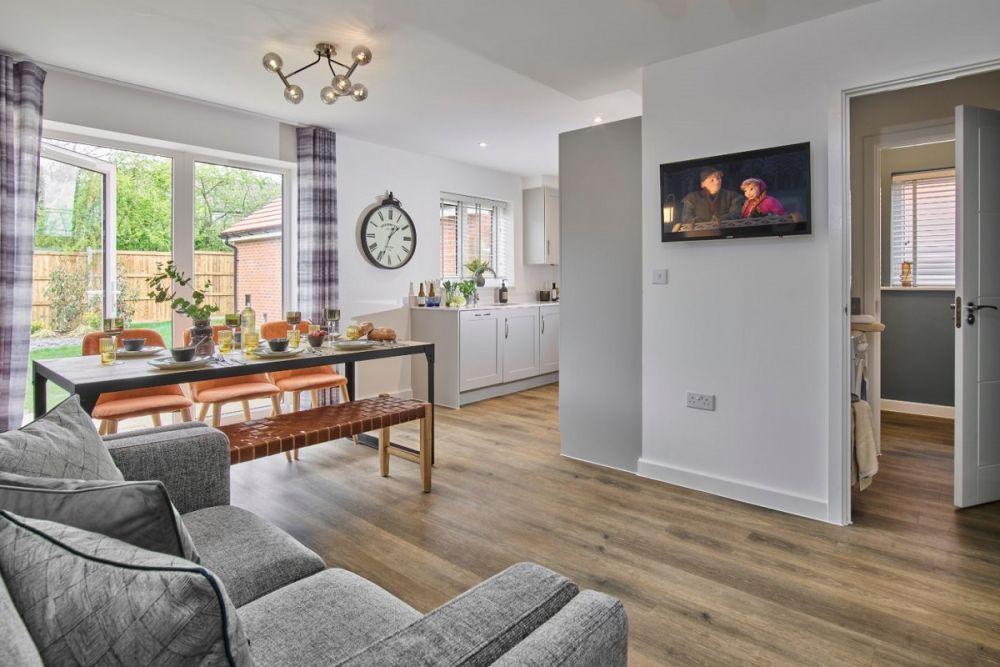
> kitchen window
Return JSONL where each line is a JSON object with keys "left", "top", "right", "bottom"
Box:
{"left": 440, "top": 193, "right": 510, "bottom": 281}
{"left": 889, "top": 169, "right": 956, "bottom": 287}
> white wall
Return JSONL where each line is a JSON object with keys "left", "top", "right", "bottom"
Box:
{"left": 639, "top": 0, "right": 1000, "bottom": 523}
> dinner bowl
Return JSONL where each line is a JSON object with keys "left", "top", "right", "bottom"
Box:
{"left": 170, "top": 346, "right": 197, "bottom": 362}
{"left": 307, "top": 331, "right": 327, "bottom": 348}
{"left": 267, "top": 338, "right": 290, "bottom": 352}
{"left": 121, "top": 338, "right": 146, "bottom": 352}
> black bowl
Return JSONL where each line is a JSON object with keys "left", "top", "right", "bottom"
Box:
{"left": 170, "top": 346, "right": 197, "bottom": 362}
{"left": 122, "top": 338, "right": 146, "bottom": 352}
{"left": 267, "top": 338, "right": 290, "bottom": 352}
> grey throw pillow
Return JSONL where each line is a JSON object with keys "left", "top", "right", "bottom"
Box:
{"left": 0, "top": 395, "right": 122, "bottom": 481}
{"left": 0, "top": 511, "right": 253, "bottom": 666}
{"left": 0, "top": 471, "right": 199, "bottom": 562}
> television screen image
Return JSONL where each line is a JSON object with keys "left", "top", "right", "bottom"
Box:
{"left": 660, "top": 142, "right": 811, "bottom": 242}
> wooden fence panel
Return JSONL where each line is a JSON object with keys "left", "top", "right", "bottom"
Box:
{"left": 32, "top": 251, "right": 235, "bottom": 325}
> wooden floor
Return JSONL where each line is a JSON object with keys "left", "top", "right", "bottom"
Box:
{"left": 229, "top": 386, "right": 1000, "bottom": 665}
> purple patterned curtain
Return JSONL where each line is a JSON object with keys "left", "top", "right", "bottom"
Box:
{"left": 0, "top": 55, "right": 45, "bottom": 430}
{"left": 296, "top": 127, "right": 339, "bottom": 404}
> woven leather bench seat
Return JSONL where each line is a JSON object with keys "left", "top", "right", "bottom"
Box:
{"left": 219, "top": 395, "right": 427, "bottom": 465}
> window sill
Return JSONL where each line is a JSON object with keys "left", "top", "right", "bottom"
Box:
{"left": 881, "top": 286, "right": 955, "bottom": 292}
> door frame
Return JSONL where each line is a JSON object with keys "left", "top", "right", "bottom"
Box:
{"left": 833, "top": 58, "right": 1000, "bottom": 525}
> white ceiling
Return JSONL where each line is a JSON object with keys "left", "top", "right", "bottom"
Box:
{"left": 1, "top": 0, "right": 873, "bottom": 175}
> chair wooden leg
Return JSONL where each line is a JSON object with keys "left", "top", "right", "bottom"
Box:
{"left": 151, "top": 413, "right": 162, "bottom": 427}
{"left": 270, "top": 395, "right": 282, "bottom": 416}
{"left": 292, "top": 392, "right": 300, "bottom": 412}
{"left": 180, "top": 407, "right": 193, "bottom": 422}
{"left": 198, "top": 403, "right": 209, "bottom": 422}
{"left": 420, "top": 403, "right": 432, "bottom": 493}
{"left": 310, "top": 390, "right": 319, "bottom": 408}
{"left": 241, "top": 400, "right": 252, "bottom": 421}
{"left": 379, "top": 426, "right": 390, "bottom": 477}
{"left": 211, "top": 404, "right": 222, "bottom": 428}
{"left": 106, "top": 420, "right": 118, "bottom": 435}
{"left": 98, "top": 420, "right": 107, "bottom": 436}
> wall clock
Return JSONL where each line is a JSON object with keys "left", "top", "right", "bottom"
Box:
{"left": 359, "top": 192, "right": 416, "bottom": 269}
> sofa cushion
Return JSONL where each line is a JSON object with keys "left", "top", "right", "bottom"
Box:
{"left": 0, "top": 511, "right": 253, "bottom": 666}
{"left": 0, "top": 395, "right": 122, "bottom": 481}
{"left": 183, "top": 505, "right": 324, "bottom": 607}
{"left": 0, "top": 576, "right": 42, "bottom": 667}
{"left": 0, "top": 471, "right": 198, "bottom": 561}
{"left": 240, "top": 568, "right": 421, "bottom": 665}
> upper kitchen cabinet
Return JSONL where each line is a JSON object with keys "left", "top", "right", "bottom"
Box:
{"left": 524, "top": 186, "right": 560, "bottom": 265}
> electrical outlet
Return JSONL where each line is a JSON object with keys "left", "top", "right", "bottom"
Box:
{"left": 652, "top": 269, "right": 668, "bottom": 285}
{"left": 686, "top": 392, "right": 716, "bottom": 411}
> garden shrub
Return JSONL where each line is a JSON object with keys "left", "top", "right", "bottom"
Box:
{"left": 44, "top": 264, "right": 88, "bottom": 333}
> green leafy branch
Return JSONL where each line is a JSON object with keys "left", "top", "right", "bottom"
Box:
{"left": 146, "top": 260, "right": 219, "bottom": 321}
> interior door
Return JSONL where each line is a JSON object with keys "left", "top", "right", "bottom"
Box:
{"left": 955, "top": 105, "right": 1000, "bottom": 508}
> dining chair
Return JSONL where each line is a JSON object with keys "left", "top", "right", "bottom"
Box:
{"left": 260, "top": 319, "right": 357, "bottom": 457}
{"left": 183, "top": 325, "right": 282, "bottom": 427}
{"left": 81, "top": 329, "right": 193, "bottom": 435}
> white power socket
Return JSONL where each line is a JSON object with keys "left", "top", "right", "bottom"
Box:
{"left": 686, "top": 392, "right": 716, "bottom": 411}
{"left": 652, "top": 269, "right": 668, "bottom": 285}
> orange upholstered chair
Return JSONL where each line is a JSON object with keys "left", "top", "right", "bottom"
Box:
{"left": 81, "top": 329, "right": 193, "bottom": 435}
{"left": 260, "top": 319, "right": 355, "bottom": 457}
{"left": 183, "top": 325, "right": 282, "bottom": 427}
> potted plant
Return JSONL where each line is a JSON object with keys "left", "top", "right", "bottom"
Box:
{"left": 465, "top": 258, "right": 495, "bottom": 287}
{"left": 147, "top": 261, "right": 219, "bottom": 356}
{"left": 457, "top": 279, "right": 478, "bottom": 306}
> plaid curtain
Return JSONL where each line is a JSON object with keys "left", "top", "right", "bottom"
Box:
{"left": 0, "top": 55, "right": 45, "bottom": 430}
{"left": 296, "top": 126, "right": 339, "bottom": 404}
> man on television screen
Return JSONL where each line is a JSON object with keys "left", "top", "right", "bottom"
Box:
{"left": 681, "top": 166, "right": 742, "bottom": 224}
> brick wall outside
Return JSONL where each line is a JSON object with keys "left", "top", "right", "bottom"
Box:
{"left": 232, "top": 236, "right": 283, "bottom": 322}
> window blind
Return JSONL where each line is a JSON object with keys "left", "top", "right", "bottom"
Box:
{"left": 889, "top": 169, "right": 955, "bottom": 287}
{"left": 439, "top": 193, "right": 510, "bottom": 280}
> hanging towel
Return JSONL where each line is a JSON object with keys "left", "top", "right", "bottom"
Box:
{"left": 852, "top": 400, "right": 879, "bottom": 491}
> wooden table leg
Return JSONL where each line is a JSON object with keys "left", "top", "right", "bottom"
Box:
{"left": 425, "top": 347, "right": 435, "bottom": 465}
{"left": 77, "top": 391, "right": 100, "bottom": 416}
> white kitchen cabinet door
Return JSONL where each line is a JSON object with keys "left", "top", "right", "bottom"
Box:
{"left": 502, "top": 308, "right": 540, "bottom": 383}
{"left": 460, "top": 310, "right": 503, "bottom": 391}
{"left": 544, "top": 189, "right": 560, "bottom": 264}
{"left": 539, "top": 307, "right": 559, "bottom": 374}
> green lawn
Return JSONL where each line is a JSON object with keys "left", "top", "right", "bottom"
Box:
{"left": 26, "top": 321, "right": 173, "bottom": 417}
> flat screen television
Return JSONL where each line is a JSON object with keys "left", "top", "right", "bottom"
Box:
{"left": 660, "top": 142, "right": 811, "bottom": 242}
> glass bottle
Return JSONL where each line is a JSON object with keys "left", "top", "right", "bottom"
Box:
{"left": 417, "top": 282, "right": 426, "bottom": 307}
{"left": 241, "top": 295, "right": 258, "bottom": 355}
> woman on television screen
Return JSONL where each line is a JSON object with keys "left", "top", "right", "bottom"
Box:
{"left": 739, "top": 178, "right": 786, "bottom": 218}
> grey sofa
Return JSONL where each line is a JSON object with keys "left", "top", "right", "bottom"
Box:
{"left": 3, "top": 421, "right": 628, "bottom": 666}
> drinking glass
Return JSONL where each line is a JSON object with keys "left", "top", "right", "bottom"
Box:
{"left": 285, "top": 311, "right": 301, "bottom": 326}
{"left": 224, "top": 313, "right": 240, "bottom": 328}
{"left": 99, "top": 336, "right": 117, "bottom": 365}
{"left": 217, "top": 329, "right": 233, "bottom": 354}
{"left": 243, "top": 329, "right": 259, "bottom": 358}
{"left": 288, "top": 328, "right": 301, "bottom": 348}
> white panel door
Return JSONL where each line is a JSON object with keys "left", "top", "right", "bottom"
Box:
{"left": 460, "top": 310, "right": 502, "bottom": 391}
{"left": 502, "top": 308, "right": 540, "bottom": 383}
{"left": 539, "top": 307, "right": 560, "bottom": 374}
{"left": 955, "top": 105, "right": 1000, "bottom": 508}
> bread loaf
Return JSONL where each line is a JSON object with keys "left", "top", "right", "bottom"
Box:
{"left": 367, "top": 327, "right": 397, "bottom": 342}
{"left": 357, "top": 321, "right": 374, "bottom": 337}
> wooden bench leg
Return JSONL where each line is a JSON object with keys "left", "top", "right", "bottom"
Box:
{"left": 421, "top": 403, "right": 432, "bottom": 493}
{"left": 379, "top": 426, "right": 390, "bottom": 477}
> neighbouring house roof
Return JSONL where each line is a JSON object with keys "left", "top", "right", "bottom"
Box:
{"left": 220, "top": 198, "right": 282, "bottom": 241}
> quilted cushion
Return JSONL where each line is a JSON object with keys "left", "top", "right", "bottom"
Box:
{"left": 0, "top": 395, "right": 122, "bottom": 481}
{"left": 0, "top": 511, "right": 253, "bottom": 666}
{"left": 0, "top": 471, "right": 199, "bottom": 562}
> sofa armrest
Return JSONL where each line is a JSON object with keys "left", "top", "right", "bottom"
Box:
{"left": 103, "top": 422, "right": 230, "bottom": 514}
{"left": 494, "top": 590, "right": 628, "bottom": 666}
{"left": 336, "top": 562, "right": 578, "bottom": 666}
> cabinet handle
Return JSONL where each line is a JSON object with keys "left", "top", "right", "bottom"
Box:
{"left": 505, "top": 319, "right": 509, "bottom": 339}
{"left": 547, "top": 239, "right": 550, "bottom": 257}
{"left": 541, "top": 316, "right": 545, "bottom": 334}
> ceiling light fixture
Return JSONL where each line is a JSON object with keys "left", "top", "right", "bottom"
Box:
{"left": 262, "top": 42, "right": 372, "bottom": 106}
{"left": 479, "top": 141, "right": 488, "bottom": 148}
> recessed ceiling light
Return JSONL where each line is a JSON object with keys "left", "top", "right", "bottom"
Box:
{"left": 593, "top": 116, "right": 604, "bottom": 124}
{"left": 479, "top": 141, "right": 488, "bottom": 148}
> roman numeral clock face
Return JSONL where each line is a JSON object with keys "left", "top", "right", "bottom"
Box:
{"left": 361, "top": 203, "right": 416, "bottom": 269}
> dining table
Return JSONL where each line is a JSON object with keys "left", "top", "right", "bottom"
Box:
{"left": 31, "top": 340, "right": 436, "bottom": 461}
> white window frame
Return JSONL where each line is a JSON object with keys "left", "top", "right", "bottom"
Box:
{"left": 439, "top": 192, "right": 512, "bottom": 285}
{"left": 41, "top": 122, "right": 297, "bottom": 339}
{"left": 888, "top": 167, "right": 956, "bottom": 288}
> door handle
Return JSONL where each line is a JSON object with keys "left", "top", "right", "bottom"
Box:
{"left": 505, "top": 319, "right": 509, "bottom": 338}
{"left": 966, "top": 301, "right": 998, "bottom": 325}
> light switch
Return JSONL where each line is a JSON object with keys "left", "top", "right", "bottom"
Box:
{"left": 652, "top": 269, "right": 668, "bottom": 285}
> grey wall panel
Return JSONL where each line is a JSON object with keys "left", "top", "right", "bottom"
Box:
{"left": 558, "top": 117, "right": 642, "bottom": 471}
{"left": 880, "top": 290, "right": 954, "bottom": 406}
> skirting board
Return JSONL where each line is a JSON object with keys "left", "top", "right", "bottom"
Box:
{"left": 460, "top": 373, "right": 559, "bottom": 406}
{"left": 881, "top": 399, "right": 954, "bottom": 419}
{"left": 637, "top": 458, "right": 830, "bottom": 523}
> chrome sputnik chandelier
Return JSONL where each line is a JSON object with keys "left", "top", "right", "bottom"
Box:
{"left": 262, "top": 42, "right": 372, "bottom": 106}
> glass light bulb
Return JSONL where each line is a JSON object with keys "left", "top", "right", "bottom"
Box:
{"left": 320, "top": 86, "right": 338, "bottom": 105}
{"left": 351, "top": 45, "right": 372, "bottom": 65}
{"left": 350, "top": 83, "right": 368, "bottom": 101}
{"left": 284, "top": 84, "right": 303, "bottom": 104}
{"left": 333, "top": 74, "right": 352, "bottom": 94}
{"left": 262, "top": 52, "right": 283, "bottom": 72}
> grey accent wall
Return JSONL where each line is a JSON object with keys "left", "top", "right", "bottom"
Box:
{"left": 558, "top": 117, "right": 642, "bottom": 471}
{"left": 881, "top": 290, "right": 954, "bottom": 406}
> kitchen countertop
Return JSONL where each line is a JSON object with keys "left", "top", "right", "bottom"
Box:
{"left": 410, "top": 301, "right": 559, "bottom": 312}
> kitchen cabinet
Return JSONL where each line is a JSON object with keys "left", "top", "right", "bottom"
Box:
{"left": 459, "top": 310, "right": 502, "bottom": 391}
{"left": 524, "top": 186, "right": 560, "bottom": 265}
{"left": 501, "top": 308, "right": 540, "bottom": 383}
{"left": 539, "top": 305, "right": 560, "bottom": 374}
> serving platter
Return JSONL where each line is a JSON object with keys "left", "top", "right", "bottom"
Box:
{"left": 147, "top": 356, "right": 214, "bottom": 370}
